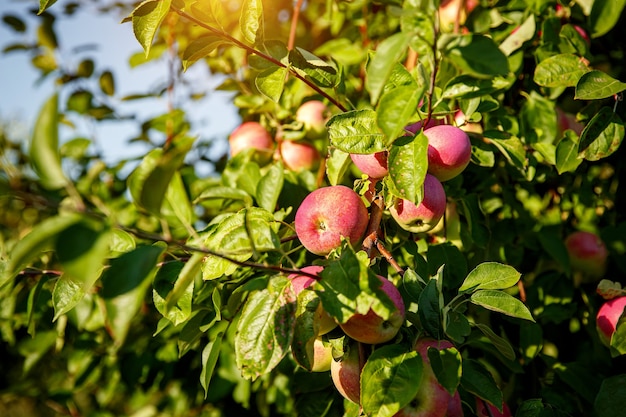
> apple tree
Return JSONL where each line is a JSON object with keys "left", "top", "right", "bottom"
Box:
{"left": 1, "top": 0, "right": 626, "bottom": 416}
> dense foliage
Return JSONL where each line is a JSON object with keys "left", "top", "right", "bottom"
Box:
{"left": 2, "top": 0, "right": 626, "bottom": 416}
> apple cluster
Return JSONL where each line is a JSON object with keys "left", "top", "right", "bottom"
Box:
{"left": 227, "top": 99, "right": 328, "bottom": 172}
{"left": 352, "top": 120, "right": 472, "bottom": 235}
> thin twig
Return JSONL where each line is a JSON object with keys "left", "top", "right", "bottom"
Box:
{"left": 288, "top": 0, "right": 304, "bottom": 50}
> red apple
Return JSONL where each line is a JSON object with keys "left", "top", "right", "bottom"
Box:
{"left": 228, "top": 121, "right": 274, "bottom": 161}
{"left": 424, "top": 125, "right": 472, "bottom": 182}
{"left": 339, "top": 275, "right": 405, "bottom": 345}
{"left": 289, "top": 265, "right": 337, "bottom": 335}
{"left": 330, "top": 341, "right": 362, "bottom": 404}
{"left": 476, "top": 398, "right": 512, "bottom": 417}
{"left": 596, "top": 296, "right": 626, "bottom": 346}
{"left": 389, "top": 174, "right": 447, "bottom": 233}
{"left": 565, "top": 231, "right": 608, "bottom": 281}
{"left": 394, "top": 338, "right": 458, "bottom": 417}
{"left": 405, "top": 118, "right": 444, "bottom": 135}
{"left": 294, "top": 185, "right": 369, "bottom": 256}
{"left": 279, "top": 139, "right": 321, "bottom": 172}
{"left": 447, "top": 391, "right": 464, "bottom": 417}
{"left": 296, "top": 100, "right": 328, "bottom": 137}
{"left": 350, "top": 151, "right": 389, "bottom": 179}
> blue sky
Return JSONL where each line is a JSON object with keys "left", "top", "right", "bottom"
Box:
{"left": 0, "top": 0, "right": 239, "bottom": 168}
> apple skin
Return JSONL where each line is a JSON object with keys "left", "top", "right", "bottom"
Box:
{"left": 289, "top": 265, "right": 338, "bottom": 335}
{"left": 405, "top": 118, "right": 444, "bottom": 135}
{"left": 294, "top": 185, "right": 369, "bottom": 256}
{"left": 454, "top": 110, "right": 483, "bottom": 135}
{"left": 296, "top": 100, "right": 328, "bottom": 137}
{"left": 309, "top": 337, "right": 333, "bottom": 372}
{"left": 475, "top": 398, "right": 512, "bottom": 417}
{"left": 393, "top": 338, "right": 457, "bottom": 417}
{"left": 596, "top": 296, "right": 626, "bottom": 346}
{"left": 439, "top": 0, "right": 479, "bottom": 32}
{"left": 279, "top": 139, "right": 321, "bottom": 172}
{"left": 330, "top": 342, "right": 362, "bottom": 404}
{"left": 424, "top": 125, "right": 472, "bottom": 182}
{"left": 339, "top": 275, "right": 406, "bottom": 345}
{"left": 389, "top": 174, "right": 447, "bottom": 234}
{"left": 564, "top": 231, "right": 608, "bottom": 281}
{"left": 447, "top": 391, "right": 464, "bottom": 417}
{"left": 228, "top": 121, "right": 274, "bottom": 160}
{"left": 350, "top": 151, "right": 389, "bottom": 179}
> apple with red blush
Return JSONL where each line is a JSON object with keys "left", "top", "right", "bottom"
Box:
{"left": 289, "top": 265, "right": 337, "bottom": 335}
{"left": 278, "top": 139, "right": 321, "bottom": 172}
{"left": 228, "top": 121, "right": 274, "bottom": 163}
{"left": 330, "top": 341, "right": 362, "bottom": 404}
{"left": 339, "top": 275, "right": 406, "bottom": 345}
{"left": 424, "top": 125, "right": 472, "bottom": 182}
{"left": 350, "top": 151, "right": 389, "bottom": 179}
{"left": 565, "top": 230, "right": 608, "bottom": 282}
{"left": 389, "top": 174, "right": 447, "bottom": 234}
{"left": 296, "top": 100, "right": 329, "bottom": 137}
{"left": 294, "top": 185, "right": 369, "bottom": 256}
{"left": 596, "top": 296, "right": 626, "bottom": 346}
{"left": 475, "top": 398, "right": 512, "bottom": 417}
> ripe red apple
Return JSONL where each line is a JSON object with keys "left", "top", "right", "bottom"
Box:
{"left": 476, "top": 398, "right": 512, "bottom": 417}
{"left": 565, "top": 231, "right": 608, "bottom": 281}
{"left": 447, "top": 391, "right": 464, "bottom": 417}
{"left": 424, "top": 125, "right": 472, "bottom": 182}
{"left": 389, "top": 174, "right": 447, "bottom": 234}
{"left": 350, "top": 151, "right": 389, "bottom": 179}
{"left": 294, "top": 185, "right": 369, "bottom": 256}
{"left": 289, "top": 265, "right": 337, "bottom": 335}
{"left": 394, "top": 338, "right": 458, "bottom": 417}
{"left": 279, "top": 139, "right": 321, "bottom": 172}
{"left": 296, "top": 100, "right": 328, "bottom": 137}
{"left": 596, "top": 296, "right": 626, "bottom": 346}
{"left": 339, "top": 275, "right": 405, "bottom": 344}
{"left": 330, "top": 342, "right": 362, "bottom": 404}
{"left": 228, "top": 121, "right": 274, "bottom": 161}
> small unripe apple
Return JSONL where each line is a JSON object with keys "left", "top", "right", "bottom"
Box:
{"left": 350, "top": 151, "right": 389, "bottom": 179}
{"left": 228, "top": 121, "right": 274, "bottom": 162}
{"left": 565, "top": 231, "right": 608, "bottom": 281}
{"left": 596, "top": 296, "right": 626, "bottom": 346}
{"left": 339, "top": 275, "right": 406, "bottom": 345}
{"left": 454, "top": 109, "right": 483, "bottom": 134}
{"left": 296, "top": 100, "right": 328, "bottom": 137}
{"left": 289, "top": 265, "right": 337, "bottom": 335}
{"left": 279, "top": 139, "right": 321, "bottom": 172}
{"left": 309, "top": 337, "right": 333, "bottom": 372}
{"left": 476, "top": 398, "right": 512, "bottom": 417}
{"left": 389, "top": 174, "right": 447, "bottom": 234}
{"left": 394, "top": 338, "right": 457, "bottom": 417}
{"left": 330, "top": 342, "right": 361, "bottom": 404}
{"left": 424, "top": 125, "right": 472, "bottom": 182}
{"left": 294, "top": 185, "right": 369, "bottom": 256}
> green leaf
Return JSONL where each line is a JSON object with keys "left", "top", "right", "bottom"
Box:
{"left": 366, "top": 32, "right": 411, "bottom": 105}
{"left": 130, "top": 0, "right": 172, "bottom": 57}
{"left": 442, "top": 34, "right": 509, "bottom": 78}
{"left": 578, "top": 107, "right": 624, "bottom": 161}
{"left": 534, "top": 54, "right": 590, "bottom": 88}
{"left": 128, "top": 135, "right": 194, "bottom": 214}
{"left": 575, "top": 70, "right": 626, "bottom": 100}
{"left": 555, "top": 133, "right": 583, "bottom": 174}
{"left": 201, "top": 207, "right": 280, "bottom": 280}
{"left": 17, "top": 331, "right": 57, "bottom": 373}
{"left": 459, "top": 262, "right": 521, "bottom": 293}
{"left": 99, "top": 70, "right": 115, "bottom": 96}
{"left": 361, "top": 344, "right": 422, "bottom": 417}
{"left": 470, "top": 290, "right": 535, "bottom": 322}
{"left": 327, "top": 109, "right": 386, "bottom": 154}
{"left": 200, "top": 322, "right": 228, "bottom": 398}
{"left": 38, "top": 0, "right": 58, "bottom": 14}
{"left": 161, "top": 171, "right": 194, "bottom": 234}
{"left": 194, "top": 186, "right": 254, "bottom": 207}
{"left": 594, "top": 375, "right": 626, "bottom": 417}
{"left": 427, "top": 345, "right": 462, "bottom": 396}
{"left": 30, "top": 93, "right": 67, "bottom": 190}
{"left": 153, "top": 257, "right": 197, "bottom": 326}
{"left": 5, "top": 214, "right": 82, "bottom": 280}
{"left": 418, "top": 275, "right": 442, "bottom": 339}
{"left": 101, "top": 244, "right": 166, "bottom": 345}
{"left": 291, "top": 290, "right": 320, "bottom": 372}
{"left": 589, "top": 0, "right": 626, "bottom": 38}
{"left": 52, "top": 221, "right": 111, "bottom": 320}
{"left": 315, "top": 247, "right": 397, "bottom": 324}
{"left": 255, "top": 65, "right": 288, "bottom": 102}
{"left": 235, "top": 275, "right": 295, "bottom": 380}
{"left": 442, "top": 74, "right": 508, "bottom": 99}
{"left": 377, "top": 85, "right": 422, "bottom": 143}
{"left": 458, "top": 194, "right": 489, "bottom": 248}
{"left": 610, "top": 315, "right": 626, "bottom": 357}
{"left": 182, "top": 35, "right": 226, "bottom": 71}
{"left": 460, "top": 359, "right": 503, "bottom": 412}
{"left": 240, "top": 0, "right": 263, "bottom": 45}
{"left": 444, "top": 310, "right": 471, "bottom": 344}
{"left": 486, "top": 133, "right": 527, "bottom": 171}
{"left": 499, "top": 15, "right": 536, "bottom": 56}
{"left": 289, "top": 47, "right": 338, "bottom": 88}
{"left": 325, "top": 148, "right": 352, "bottom": 186}
{"left": 256, "top": 162, "right": 284, "bottom": 212}
{"left": 474, "top": 323, "right": 516, "bottom": 361}
{"left": 387, "top": 133, "right": 428, "bottom": 205}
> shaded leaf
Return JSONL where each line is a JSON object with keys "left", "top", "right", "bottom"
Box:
{"left": 30, "top": 93, "right": 67, "bottom": 190}
{"left": 575, "top": 70, "right": 626, "bottom": 100}
{"left": 578, "top": 107, "right": 624, "bottom": 161}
